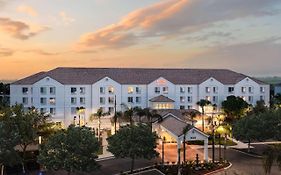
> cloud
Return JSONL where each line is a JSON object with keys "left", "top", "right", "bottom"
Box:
{"left": 0, "top": 47, "right": 14, "bottom": 57}
{"left": 59, "top": 11, "right": 75, "bottom": 25}
{"left": 17, "top": 5, "right": 38, "bottom": 17}
{"left": 0, "top": 17, "right": 49, "bottom": 40}
{"left": 77, "top": 0, "right": 281, "bottom": 50}
{"left": 24, "top": 49, "right": 61, "bottom": 56}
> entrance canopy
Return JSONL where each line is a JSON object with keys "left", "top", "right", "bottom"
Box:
{"left": 149, "top": 95, "right": 175, "bottom": 109}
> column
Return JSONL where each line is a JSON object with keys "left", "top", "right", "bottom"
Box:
{"left": 204, "top": 139, "right": 208, "bottom": 162}
{"left": 177, "top": 139, "right": 181, "bottom": 164}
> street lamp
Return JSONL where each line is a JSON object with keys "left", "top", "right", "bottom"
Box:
{"left": 216, "top": 125, "right": 226, "bottom": 162}
{"left": 211, "top": 104, "right": 217, "bottom": 163}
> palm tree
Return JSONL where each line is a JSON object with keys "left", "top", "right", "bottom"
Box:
{"left": 196, "top": 99, "right": 211, "bottom": 132}
{"left": 182, "top": 125, "right": 193, "bottom": 164}
{"left": 263, "top": 144, "right": 281, "bottom": 174}
{"left": 90, "top": 107, "right": 109, "bottom": 141}
{"left": 142, "top": 108, "right": 162, "bottom": 130}
{"left": 113, "top": 111, "right": 122, "bottom": 134}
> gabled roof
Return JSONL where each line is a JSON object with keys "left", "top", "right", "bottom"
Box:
{"left": 149, "top": 95, "right": 175, "bottom": 102}
{"left": 12, "top": 67, "right": 267, "bottom": 85}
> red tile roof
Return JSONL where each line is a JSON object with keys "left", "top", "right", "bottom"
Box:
{"left": 12, "top": 67, "right": 267, "bottom": 85}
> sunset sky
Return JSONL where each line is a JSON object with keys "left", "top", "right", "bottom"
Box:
{"left": 0, "top": 0, "right": 281, "bottom": 80}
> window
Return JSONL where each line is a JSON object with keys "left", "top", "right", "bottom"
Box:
{"left": 241, "top": 96, "right": 246, "bottom": 101}
{"left": 22, "top": 97, "right": 28, "bottom": 105}
{"left": 205, "top": 87, "right": 211, "bottom": 93}
{"left": 108, "top": 97, "right": 114, "bottom": 104}
{"left": 206, "top": 96, "right": 211, "bottom": 101}
{"left": 71, "top": 97, "right": 77, "bottom": 105}
{"left": 80, "top": 97, "right": 85, "bottom": 104}
{"left": 136, "top": 97, "right": 141, "bottom": 103}
{"left": 180, "top": 96, "right": 185, "bottom": 103}
{"left": 108, "top": 107, "right": 114, "bottom": 114}
{"left": 163, "top": 87, "right": 168, "bottom": 94}
{"left": 155, "top": 87, "right": 160, "bottom": 94}
{"left": 212, "top": 96, "right": 218, "bottom": 103}
{"left": 228, "top": 87, "right": 234, "bottom": 93}
{"left": 248, "top": 96, "right": 253, "bottom": 103}
{"left": 136, "top": 87, "right": 141, "bottom": 94}
{"left": 40, "top": 87, "right": 47, "bottom": 94}
{"left": 40, "top": 108, "right": 47, "bottom": 113}
{"left": 260, "top": 87, "right": 265, "bottom": 93}
{"left": 31, "top": 87, "right": 33, "bottom": 94}
{"left": 40, "top": 98, "right": 47, "bottom": 105}
{"left": 50, "top": 87, "right": 56, "bottom": 95}
{"left": 49, "top": 98, "right": 56, "bottom": 105}
{"left": 213, "top": 87, "right": 218, "bottom": 93}
{"left": 100, "top": 87, "right": 105, "bottom": 94}
{"left": 180, "top": 87, "right": 185, "bottom": 93}
{"left": 187, "top": 96, "right": 192, "bottom": 103}
{"left": 71, "top": 87, "right": 77, "bottom": 94}
{"left": 260, "top": 95, "right": 264, "bottom": 101}
{"left": 100, "top": 97, "right": 105, "bottom": 104}
{"left": 108, "top": 86, "right": 114, "bottom": 94}
{"left": 71, "top": 107, "right": 77, "bottom": 114}
{"left": 128, "top": 97, "right": 133, "bottom": 103}
{"left": 128, "top": 87, "right": 134, "bottom": 94}
{"left": 80, "top": 87, "right": 85, "bottom": 94}
{"left": 180, "top": 105, "right": 185, "bottom": 110}
{"left": 31, "top": 97, "right": 33, "bottom": 104}
{"left": 241, "top": 87, "right": 246, "bottom": 93}
{"left": 187, "top": 87, "right": 192, "bottom": 94}
{"left": 248, "top": 86, "right": 253, "bottom": 93}
{"left": 187, "top": 105, "right": 192, "bottom": 109}
{"left": 22, "top": 87, "right": 28, "bottom": 94}
{"left": 50, "top": 108, "right": 56, "bottom": 115}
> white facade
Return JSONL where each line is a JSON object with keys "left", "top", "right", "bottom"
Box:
{"left": 10, "top": 70, "right": 270, "bottom": 127}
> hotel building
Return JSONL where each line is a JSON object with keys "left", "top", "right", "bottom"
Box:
{"left": 10, "top": 67, "right": 269, "bottom": 127}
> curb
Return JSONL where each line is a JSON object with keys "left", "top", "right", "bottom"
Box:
{"left": 230, "top": 148, "right": 263, "bottom": 158}
{"left": 96, "top": 156, "right": 115, "bottom": 162}
{"left": 203, "top": 162, "right": 232, "bottom": 175}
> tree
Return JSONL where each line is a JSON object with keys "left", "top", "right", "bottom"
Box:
{"left": 123, "top": 106, "right": 136, "bottom": 126}
{"left": 272, "top": 93, "right": 281, "bottom": 109}
{"left": 0, "top": 121, "right": 20, "bottom": 175}
{"left": 263, "top": 144, "right": 281, "bottom": 175}
{"left": 112, "top": 111, "right": 122, "bottom": 134}
{"left": 221, "top": 96, "right": 249, "bottom": 123}
{"left": 250, "top": 100, "right": 268, "bottom": 115}
{"left": 90, "top": 107, "right": 109, "bottom": 141}
{"left": 107, "top": 124, "right": 159, "bottom": 173}
{"left": 0, "top": 83, "right": 9, "bottom": 109}
{"left": 0, "top": 105, "right": 56, "bottom": 174}
{"left": 38, "top": 125, "right": 100, "bottom": 174}
{"left": 196, "top": 99, "right": 211, "bottom": 132}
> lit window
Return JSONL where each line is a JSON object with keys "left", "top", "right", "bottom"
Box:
{"left": 22, "top": 97, "right": 28, "bottom": 105}
{"left": 163, "top": 87, "right": 168, "bottom": 94}
{"left": 108, "top": 86, "right": 114, "bottom": 94}
{"left": 80, "top": 87, "right": 85, "bottom": 94}
{"left": 71, "top": 97, "right": 77, "bottom": 105}
{"left": 100, "top": 87, "right": 105, "bottom": 94}
{"left": 136, "top": 87, "right": 141, "bottom": 94}
{"left": 49, "top": 98, "right": 56, "bottom": 105}
{"left": 22, "top": 87, "right": 28, "bottom": 94}
{"left": 40, "top": 87, "right": 47, "bottom": 94}
{"left": 180, "top": 87, "right": 185, "bottom": 93}
{"left": 136, "top": 97, "right": 141, "bottom": 103}
{"left": 155, "top": 87, "right": 160, "bottom": 94}
{"left": 40, "top": 98, "right": 47, "bottom": 105}
{"left": 205, "top": 87, "right": 211, "bottom": 93}
{"left": 100, "top": 97, "right": 105, "bottom": 104}
{"left": 71, "top": 87, "right": 77, "bottom": 94}
{"left": 128, "top": 87, "right": 134, "bottom": 94}
{"left": 241, "top": 96, "right": 246, "bottom": 101}
{"left": 128, "top": 97, "right": 133, "bottom": 103}
{"left": 180, "top": 96, "right": 185, "bottom": 103}
{"left": 80, "top": 97, "right": 85, "bottom": 104}
{"left": 50, "top": 87, "right": 56, "bottom": 95}
{"left": 260, "top": 87, "right": 265, "bottom": 93}
{"left": 206, "top": 96, "right": 211, "bottom": 101}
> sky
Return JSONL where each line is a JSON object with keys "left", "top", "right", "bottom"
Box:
{"left": 0, "top": 0, "right": 281, "bottom": 80}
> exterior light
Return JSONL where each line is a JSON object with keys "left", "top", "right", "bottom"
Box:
{"left": 39, "top": 136, "right": 42, "bottom": 145}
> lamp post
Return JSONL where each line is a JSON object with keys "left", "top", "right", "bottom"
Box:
{"left": 211, "top": 104, "right": 217, "bottom": 163}
{"left": 216, "top": 125, "right": 226, "bottom": 162}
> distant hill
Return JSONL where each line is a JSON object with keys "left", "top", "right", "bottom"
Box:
{"left": 255, "top": 77, "right": 281, "bottom": 85}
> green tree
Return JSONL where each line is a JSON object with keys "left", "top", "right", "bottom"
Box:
{"left": 196, "top": 99, "right": 211, "bottom": 132}
{"left": 0, "top": 83, "right": 9, "bottom": 109}
{"left": 38, "top": 125, "right": 100, "bottom": 175}
{"left": 107, "top": 124, "right": 159, "bottom": 173}
{"left": 221, "top": 96, "right": 249, "bottom": 123}
{"left": 263, "top": 144, "right": 281, "bottom": 175}
{"left": 272, "top": 93, "right": 281, "bottom": 109}
{"left": 0, "top": 105, "right": 56, "bottom": 174}
{"left": 250, "top": 100, "right": 268, "bottom": 115}
{"left": 90, "top": 107, "right": 109, "bottom": 141}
